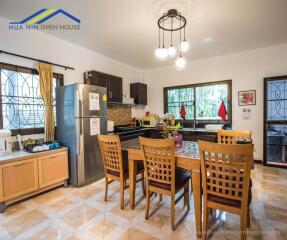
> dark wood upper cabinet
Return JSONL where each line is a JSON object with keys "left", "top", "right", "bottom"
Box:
{"left": 130, "top": 82, "right": 147, "bottom": 105}
{"left": 84, "top": 70, "right": 122, "bottom": 103}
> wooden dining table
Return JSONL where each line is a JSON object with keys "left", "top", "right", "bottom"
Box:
{"left": 121, "top": 138, "right": 203, "bottom": 239}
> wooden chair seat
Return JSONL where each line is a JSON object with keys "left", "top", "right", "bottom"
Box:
{"left": 150, "top": 168, "right": 190, "bottom": 191}
{"left": 208, "top": 187, "right": 252, "bottom": 208}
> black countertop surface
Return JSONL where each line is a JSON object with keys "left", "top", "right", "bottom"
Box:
{"left": 109, "top": 127, "right": 217, "bottom": 135}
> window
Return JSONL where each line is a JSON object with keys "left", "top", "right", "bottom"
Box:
{"left": 167, "top": 87, "right": 194, "bottom": 119}
{"left": 0, "top": 63, "right": 63, "bottom": 135}
{"left": 164, "top": 80, "right": 232, "bottom": 124}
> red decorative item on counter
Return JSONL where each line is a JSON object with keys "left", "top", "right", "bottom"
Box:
{"left": 180, "top": 102, "right": 186, "bottom": 120}
{"left": 218, "top": 100, "right": 227, "bottom": 121}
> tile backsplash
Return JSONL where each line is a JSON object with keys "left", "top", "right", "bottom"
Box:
{"left": 108, "top": 104, "right": 131, "bottom": 126}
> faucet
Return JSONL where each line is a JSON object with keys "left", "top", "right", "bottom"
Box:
{"left": 193, "top": 119, "right": 196, "bottom": 129}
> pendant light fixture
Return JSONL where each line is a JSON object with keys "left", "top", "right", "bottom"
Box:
{"left": 155, "top": 9, "right": 188, "bottom": 70}
{"left": 180, "top": 26, "right": 189, "bottom": 52}
{"left": 176, "top": 13, "right": 186, "bottom": 70}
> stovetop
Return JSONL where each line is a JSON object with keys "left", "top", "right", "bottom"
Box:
{"left": 114, "top": 125, "right": 141, "bottom": 133}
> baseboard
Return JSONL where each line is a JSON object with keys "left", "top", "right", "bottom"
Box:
{"left": 254, "top": 159, "right": 262, "bottom": 164}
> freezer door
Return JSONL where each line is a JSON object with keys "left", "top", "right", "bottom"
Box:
{"left": 77, "top": 117, "right": 106, "bottom": 186}
{"left": 75, "top": 84, "right": 107, "bottom": 118}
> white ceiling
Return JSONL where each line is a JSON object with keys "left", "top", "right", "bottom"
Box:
{"left": 1, "top": 0, "right": 287, "bottom": 69}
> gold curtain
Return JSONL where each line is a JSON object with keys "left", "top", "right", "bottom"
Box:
{"left": 37, "top": 62, "right": 54, "bottom": 141}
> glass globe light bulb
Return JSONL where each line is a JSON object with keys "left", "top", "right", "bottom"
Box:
{"left": 175, "top": 56, "right": 186, "bottom": 70}
{"left": 168, "top": 46, "right": 177, "bottom": 57}
{"left": 180, "top": 40, "right": 189, "bottom": 52}
{"left": 154, "top": 47, "right": 162, "bottom": 58}
{"left": 160, "top": 47, "right": 168, "bottom": 59}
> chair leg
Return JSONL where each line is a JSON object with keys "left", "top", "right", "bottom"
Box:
{"left": 171, "top": 194, "right": 176, "bottom": 231}
{"left": 240, "top": 209, "right": 248, "bottom": 240}
{"left": 120, "top": 180, "right": 125, "bottom": 210}
{"left": 104, "top": 177, "right": 108, "bottom": 201}
{"left": 247, "top": 207, "right": 251, "bottom": 228}
{"left": 184, "top": 182, "right": 190, "bottom": 210}
{"left": 141, "top": 172, "right": 145, "bottom": 196}
{"left": 145, "top": 189, "right": 150, "bottom": 220}
{"left": 159, "top": 194, "right": 162, "bottom": 202}
{"left": 202, "top": 204, "right": 209, "bottom": 240}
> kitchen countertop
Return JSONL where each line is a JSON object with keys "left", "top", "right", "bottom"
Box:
{"left": 178, "top": 128, "right": 218, "bottom": 133}
{"left": 109, "top": 127, "right": 218, "bottom": 135}
{"left": 0, "top": 147, "right": 68, "bottom": 165}
{"left": 150, "top": 127, "right": 218, "bottom": 133}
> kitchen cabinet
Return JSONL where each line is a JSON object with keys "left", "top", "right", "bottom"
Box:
{"left": 84, "top": 70, "right": 123, "bottom": 103}
{"left": 179, "top": 130, "right": 217, "bottom": 142}
{"left": 38, "top": 152, "right": 68, "bottom": 188}
{"left": 149, "top": 128, "right": 164, "bottom": 139}
{"left": 130, "top": 82, "right": 147, "bottom": 105}
{"left": 0, "top": 158, "right": 38, "bottom": 201}
{"left": 0, "top": 148, "right": 68, "bottom": 212}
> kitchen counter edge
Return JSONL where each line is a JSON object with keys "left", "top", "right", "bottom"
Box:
{"left": 0, "top": 147, "right": 68, "bottom": 165}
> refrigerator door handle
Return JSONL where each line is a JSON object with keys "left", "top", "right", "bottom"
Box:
{"left": 76, "top": 119, "right": 81, "bottom": 155}
{"left": 76, "top": 118, "right": 85, "bottom": 185}
{"left": 76, "top": 88, "right": 83, "bottom": 117}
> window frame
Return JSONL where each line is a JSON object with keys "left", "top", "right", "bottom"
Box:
{"left": 163, "top": 80, "right": 232, "bottom": 125}
{"left": 0, "top": 62, "right": 64, "bottom": 136}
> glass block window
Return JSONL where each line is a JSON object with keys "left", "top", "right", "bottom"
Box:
{"left": 196, "top": 83, "right": 228, "bottom": 120}
{"left": 0, "top": 63, "right": 63, "bottom": 135}
{"left": 164, "top": 80, "right": 231, "bottom": 123}
{"left": 167, "top": 88, "right": 194, "bottom": 119}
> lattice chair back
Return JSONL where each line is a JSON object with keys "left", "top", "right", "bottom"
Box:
{"left": 217, "top": 129, "right": 251, "bottom": 144}
{"left": 199, "top": 141, "right": 253, "bottom": 206}
{"left": 98, "top": 135, "right": 123, "bottom": 177}
{"left": 139, "top": 137, "right": 176, "bottom": 191}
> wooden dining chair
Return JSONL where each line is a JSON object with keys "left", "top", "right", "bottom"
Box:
{"left": 217, "top": 129, "right": 251, "bottom": 144}
{"left": 199, "top": 141, "right": 253, "bottom": 240}
{"left": 98, "top": 135, "right": 145, "bottom": 209}
{"left": 139, "top": 137, "right": 190, "bottom": 231}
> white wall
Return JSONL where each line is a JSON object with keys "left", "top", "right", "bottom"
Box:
{"left": 0, "top": 16, "right": 146, "bottom": 140}
{"left": 0, "top": 16, "right": 144, "bottom": 98}
{"left": 145, "top": 44, "right": 287, "bottom": 160}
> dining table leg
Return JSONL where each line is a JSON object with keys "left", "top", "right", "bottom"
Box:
{"left": 129, "top": 158, "right": 137, "bottom": 209}
{"left": 192, "top": 170, "right": 202, "bottom": 239}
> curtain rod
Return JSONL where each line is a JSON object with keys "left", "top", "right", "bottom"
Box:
{"left": 0, "top": 50, "right": 75, "bottom": 70}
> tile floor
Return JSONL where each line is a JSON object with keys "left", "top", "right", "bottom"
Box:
{"left": 0, "top": 164, "right": 286, "bottom": 240}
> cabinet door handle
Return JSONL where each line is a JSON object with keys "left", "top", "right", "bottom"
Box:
{"left": 111, "top": 91, "right": 113, "bottom": 99}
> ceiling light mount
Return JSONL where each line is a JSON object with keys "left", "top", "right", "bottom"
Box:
{"left": 157, "top": 9, "right": 186, "bottom": 32}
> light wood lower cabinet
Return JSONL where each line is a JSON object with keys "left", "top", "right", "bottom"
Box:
{"left": 38, "top": 152, "right": 68, "bottom": 188}
{"left": 0, "top": 149, "right": 68, "bottom": 212}
{"left": 0, "top": 158, "right": 38, "bottom": 201}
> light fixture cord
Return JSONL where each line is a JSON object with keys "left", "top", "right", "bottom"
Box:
{"left": 158, "top": 26, "right": 160, "bottom": 48}
{"left": 179, "top": 13, "right": 182, "bottom": 57}
{"left": 184, "top": 25, "right": 186, "bottom": 41}
{"left": 170, "top": 17, "right": 173, "bottom": 46}
{"left": 162, "top": 14, "right": 165, "bottom": 48}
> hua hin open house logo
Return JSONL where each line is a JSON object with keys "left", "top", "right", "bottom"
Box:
{"left": 9, "top": 8, "right": 80, "bottom": 31}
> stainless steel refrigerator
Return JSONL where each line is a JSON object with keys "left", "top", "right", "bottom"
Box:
{"left": 56, "top": 83, "right": 107, "bottom": 186}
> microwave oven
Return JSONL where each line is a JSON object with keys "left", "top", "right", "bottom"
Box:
{"left": 142, "top": 116, "right": 159, "bottom": 127}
